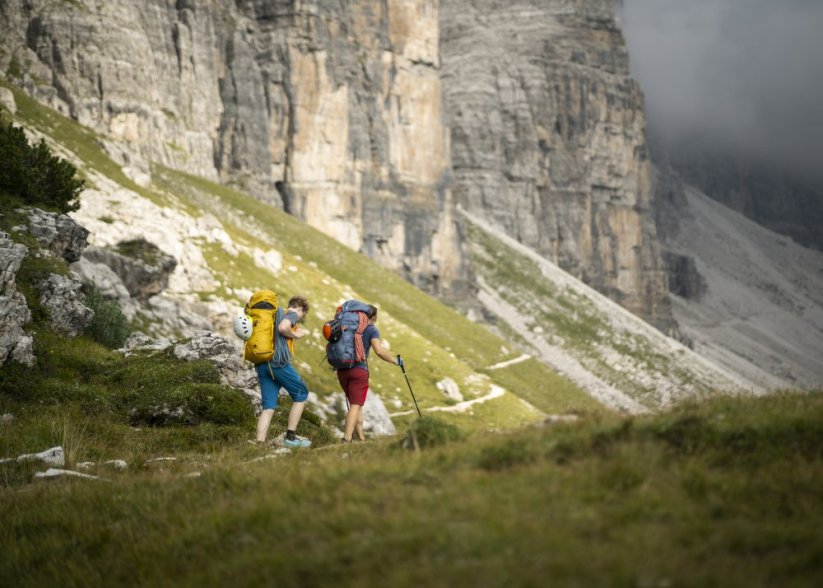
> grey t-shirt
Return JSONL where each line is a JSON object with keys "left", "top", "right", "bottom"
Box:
{"left": 271, "top": 309, "right": 299, "bottom": 367}
{"left": 283, "top": 310, "right": 300, "bottom": 327}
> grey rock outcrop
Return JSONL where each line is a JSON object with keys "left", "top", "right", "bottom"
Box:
{"left": 22, "top": 208, "right": 89, "bottom": 263}
{"left": 172, "top": 331, "right": 258, "bottom": 400}
{"left": 36, "top": 273, "right": 93, "bottom": 337}
{"left": 311, "top": 391, "right": 396, "bottom": 437}
{"left": 82, "top": 242, "right": 176, "bottom": 301}
{"left": 0, "top": 0, "right": 466, "bottom": 298}
{"left": 121, "top": 332, "right": 173, "bottom": 355}
{"left": 361, "top": 393, "right": 396, "bottom": 437}
{"left": 14, "top": 209, "right": 95, "bottom": 337}
{"left": 0, "top": 235, "right": 34, "bottom": 366}
{"left": 1, "top": 0, "right": 675, "bottom": 327}
{"left": 441, "top": 0, "right": 672, "bottom": 330}
{"left": 0, "top": 87, "right": 16, "bottom": 114}
{"left": 70, "top": 256, "right": 137, "bottom": 320}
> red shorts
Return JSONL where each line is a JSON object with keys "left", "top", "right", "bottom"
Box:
{"left": 337, "top": 367, "right": 369, "bottom": 406}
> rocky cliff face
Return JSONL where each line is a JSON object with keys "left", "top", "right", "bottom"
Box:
{"left": 0, "top": 0, "right": 465, "bottom": 296}
{"left": 1, "top": 0, "right": 671, "bottom": 327}
{"left": 441, "top": 0, "right": 671, "bottom": 329}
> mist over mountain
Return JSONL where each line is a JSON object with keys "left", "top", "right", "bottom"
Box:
{"left": 619, "top": 0, "right": 823, "bottom": 250}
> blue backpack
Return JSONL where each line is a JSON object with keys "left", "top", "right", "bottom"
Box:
{"left": 323, "top": 300, "right": 371, "bottom": 369}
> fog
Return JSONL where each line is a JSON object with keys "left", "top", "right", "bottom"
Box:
{"left": 619, "top": 0, "right": 823, "bottom": 178}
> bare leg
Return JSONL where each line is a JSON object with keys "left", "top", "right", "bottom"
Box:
{"left": 343, "top": 404, "right": 362, "bottom": 442}
{"left": 287, "top": 401, "right": 306, "bottom": 432}
{"left": 256, "top": 408, "right": 275, "bottom": 442}
{"left": 355, "top": 409, "right": 365, "bottom": 441}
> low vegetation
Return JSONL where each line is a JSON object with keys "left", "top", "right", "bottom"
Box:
{"left": 2, "top": 80, "right": 821, "bottom": 586}
{"left": 0, "top": 115, "right": 83, "bottom": 213}
{"left": 1, "top": 390, "right": 821, "bottom": 586}
{"left": 81, "top": 284, "right": 132, "bottom": 349}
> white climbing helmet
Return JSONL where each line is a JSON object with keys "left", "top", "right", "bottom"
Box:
{"left": 233, "top": 315, "right": 253, "bottom": 340}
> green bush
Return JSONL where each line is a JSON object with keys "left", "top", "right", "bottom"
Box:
{"left": 0, "top": 117, "right": 84, "bottom": 213}
{"left": 82, "top": 284, "right": 132, "bottom": 349}
{"left": 477, "top": 436, "right": 539, "bottom": 471}
{"left": 399, "top": 416, "right": 464, "bottom": 450}
{"left": 126, "top": 383, "right": 254, "bottom": 427}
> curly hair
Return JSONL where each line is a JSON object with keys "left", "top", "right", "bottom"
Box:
{"left": 288, "top": 296, "right": 310, "bottom": 314}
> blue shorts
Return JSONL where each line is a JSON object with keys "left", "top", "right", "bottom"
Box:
{"left": 255, "top": 362, "right": 309, "bottom": 410}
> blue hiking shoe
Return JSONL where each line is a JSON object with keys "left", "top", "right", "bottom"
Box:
{"left": 284, "top": 437, "right": 312, "bottom": 449}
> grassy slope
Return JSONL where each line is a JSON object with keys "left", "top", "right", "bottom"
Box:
{"left": 152, "top": 166, "right": 602, "bottom": 421}
{"left": 2, "top": 81, "right": 822, "bottom": 587}
{"left": 2, "top": 391, "right": 822, "bottom": 586}
{"left": 2, "top": 78, "right": 602, "bottom": 429}
{"left": 464, "top": 218, "right": 720, "bottom": 408}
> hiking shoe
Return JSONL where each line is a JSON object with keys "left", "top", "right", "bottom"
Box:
{"left": 284, "top": 437, "right": 312, "bottom": 449}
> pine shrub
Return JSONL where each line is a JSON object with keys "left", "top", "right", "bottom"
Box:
{"left": 82, "top": 284, "right": 132, "bottom": 349}
{"left": 399, "top": 416, "right": 464, "bottom": 450}
{"left": 0, "top": 117, "right": 84, "bottom": 213}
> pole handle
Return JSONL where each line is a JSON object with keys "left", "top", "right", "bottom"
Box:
{"left": 397, "top": 354, "right": 406, "bottom": 373}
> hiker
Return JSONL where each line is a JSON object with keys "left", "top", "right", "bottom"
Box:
{"left": 336, "top": 304, "right": 398, "bottom": 442}
{"left": 255, "top": 295, "right": 313, "bottom": 448}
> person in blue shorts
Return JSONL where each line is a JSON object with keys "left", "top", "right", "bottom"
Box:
{"left": 255, "top": 295, "right": 312, "bottom": 448}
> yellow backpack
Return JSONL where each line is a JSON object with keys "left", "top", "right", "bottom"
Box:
{"left": 243, "top": 290, "right": 294, "bottom": 364}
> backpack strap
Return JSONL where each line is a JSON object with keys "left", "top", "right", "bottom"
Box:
{"left": 353, "top": 311, "right": 369, "bottom": 363}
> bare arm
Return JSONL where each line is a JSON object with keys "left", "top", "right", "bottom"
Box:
{"left": 371, "top": 337, "right": 398, "bottom": 365}
{"left": 278, "top": 316, "right": 307, "bottom": 339}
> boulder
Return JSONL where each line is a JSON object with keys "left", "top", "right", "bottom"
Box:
{"left": 0, "top": 236, "right": 34, "bottom": 366}
{"left": 83, "top": 241, "right": 176, "bottom": 301}
{"left": 21, "top": 208, "right": 89, "bottom": 262}
{"left": 121, "top": 331, "right": 172, "bottom": 354}
{"left": 172, "top": 331, "right": 257, "bottom": 396}
{"left": 70, "top": 256, "right": 138, "bottom": 319}
{"left": 138, "top": 294, "right": 213, "bottom": 338}
{"left": 37, "top": 273, "right": 94, "bottom": 337}
{"left": 436, "top": 377, "right": 463, "bottom": 402}
{"left": 0, "top": 87, "right": 16, "bottom": 114}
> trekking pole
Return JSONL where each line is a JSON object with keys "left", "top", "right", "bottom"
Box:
{"left": 397, "top": 355, "right": 422, "bottom": 418}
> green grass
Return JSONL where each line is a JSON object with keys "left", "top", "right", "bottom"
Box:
{"left": 152, "top": 165, "right": 596, "bottom": 418}
{"left": 2, "top": 69, "right": 822, "bottom": 588}
{"left": 463, "top": 215, "right": 727, "bottom": 407}
{"left": 1, "top": 76, "right": 596, "bottom": 429}
{"left": 1, "top": 391, "right": 821, "bottom": 586}
{"left": 0, "top": 80, "right": 180, "bottom": 211}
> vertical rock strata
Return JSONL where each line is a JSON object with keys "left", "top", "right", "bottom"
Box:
{"left": 1, "top": 0, "right": 465, "bottom": 296}
{"left": 440, "top": 0, "right": 671, "bottom": 328}
{"left": 1, "top": 0, "right": 671, "bottom": 325}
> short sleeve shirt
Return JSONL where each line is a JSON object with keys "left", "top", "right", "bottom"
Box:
{"left": 355, "top": 324, "right": 380, "bottom": 370}
{"left": 283, "top": 310, "right": 300, "bottom": 327}
{"left": 271, "top": 310, "right": 300, "bottom": 366}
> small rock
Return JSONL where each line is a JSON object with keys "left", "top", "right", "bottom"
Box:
{"left": 34, "top": 468, "right": 103, "bottom": 480}
{"left": 145, "top": 457, "right": 177, "bottom": 464}
{"left": 16, "top": 446, "right": 65, "bottom": 467}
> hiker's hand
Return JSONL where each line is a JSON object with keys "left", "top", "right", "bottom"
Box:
{"left": 293, "top": 326, "right": 309, "bottom": 339}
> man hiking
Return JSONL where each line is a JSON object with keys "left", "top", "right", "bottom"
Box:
{"left": 335, "top": 304, "right": 399, "bottom": 443}
{"left": 255, "top": 295, "right": 313, "bottom": 448}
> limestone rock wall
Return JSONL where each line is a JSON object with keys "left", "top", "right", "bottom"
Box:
{"left": 440, "top": 0, "right": 671, "bottom": 328}
{"left": 0, "top": 0, "right": 465, "bottom": 296}
{"left": 1, "top": 0, "right": 671, "bottom": 326}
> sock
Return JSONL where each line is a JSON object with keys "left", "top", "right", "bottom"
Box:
{"left": 286, "top": 430, "right": 296, "bottom": 441}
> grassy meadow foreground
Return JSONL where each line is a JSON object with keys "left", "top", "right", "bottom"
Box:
{"left": 2, "top": 369, "right": 822, "bottom": 586}
{"left": 2, "top": 79, "right": 822, "bottom": 586}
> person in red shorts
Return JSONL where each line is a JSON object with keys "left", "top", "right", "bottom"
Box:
{"left": 337, "top": 304, "right": 399, "bottom": 442}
